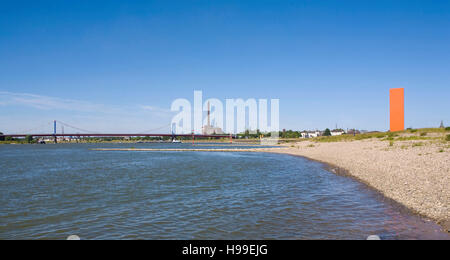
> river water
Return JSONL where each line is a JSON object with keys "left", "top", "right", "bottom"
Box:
{"left": 0, "top": 143, "right": 447, "bottom": 240}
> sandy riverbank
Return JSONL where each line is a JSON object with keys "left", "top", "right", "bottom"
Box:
{"left": 261, "top": 139, "right": 449, "bottom": 231}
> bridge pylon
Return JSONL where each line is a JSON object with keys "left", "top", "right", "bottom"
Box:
{"left": 53, "top": 120, "right": 57, "bottom": 144}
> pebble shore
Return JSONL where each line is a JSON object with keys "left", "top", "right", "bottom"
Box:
{"left": 263, "top": 139, "right": 449, "bottom": 232}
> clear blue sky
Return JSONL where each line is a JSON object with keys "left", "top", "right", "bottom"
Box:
{"left": 1, "top": 0, "right": 449, "bottom": 134}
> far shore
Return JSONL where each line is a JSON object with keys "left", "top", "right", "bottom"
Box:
{"left": 0, "top": 139, "right": 259, "bottom": 145}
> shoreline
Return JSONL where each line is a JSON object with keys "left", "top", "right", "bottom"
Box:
{"left": 261, "top": 141, "right": 449, "bottom": 233}
{"left": 265, "top": 150, "right": 447, "bottom": 229}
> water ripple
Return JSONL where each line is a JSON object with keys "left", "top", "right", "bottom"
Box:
{"left": 0, "top": 143, "right": 448, "bottom": 240}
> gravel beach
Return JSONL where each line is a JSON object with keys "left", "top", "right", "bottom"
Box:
{"left": 262, "top": 139, "right": 450, "bottom": 231}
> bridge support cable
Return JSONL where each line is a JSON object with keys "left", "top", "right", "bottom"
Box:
{"left": 12, "top": 121, "right": 53, "bottom": 135}
{"left": 55, "top": 120, "right": 101, "bottom": 135}
{"left": 135, "top": 123, "right": 172, "bottom": 136}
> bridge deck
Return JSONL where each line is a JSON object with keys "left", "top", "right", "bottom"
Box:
{"left": 1, "top": 133, "right": 232, "bottom": 138}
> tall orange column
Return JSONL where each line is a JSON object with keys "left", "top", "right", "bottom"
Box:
{"left": 390, "top": 88, "right": 404, "bottom": 132}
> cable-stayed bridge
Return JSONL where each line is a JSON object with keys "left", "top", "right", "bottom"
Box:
{"left": 0, "top": 120, "right": 232, "bottom": 141}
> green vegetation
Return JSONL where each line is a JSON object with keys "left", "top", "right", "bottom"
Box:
{"left": 389, "top": 140, "right": 394, "bottom": 147}
{"left": 0, "top": 135, "right": 36, "bottom": 144}
{"left": 315, "top": 128, "right": 450, "bottom": 144}
{"left": 446, "top": 127, "right": 450, "bottom": 131}
{"left": 439, "top": 149, "right": 444, "bottom": 153}
{"left": 251, "top": 127, "right": 447, "bottom": 144}
{"left": 387, "top": 132, "right": 399, "bottom": 138}
{"left": 76, "top": 136, "right": 177, "bottom": 143}
{"left": 279, "top": 130, "right": 301, "bottom": 139}
{"left": 412, "top": 142, "right": 423, "bottom": 147}
{"left": 0, "top": 132, "right": 4, "bottom": 142}
{"left": 238, "top": 129, "right": 269, "bottom": 139}
{"left": 403, "top": 128, "right": 446, "bottom": 135}
{"left": 416, "top": 128, "right": 446, "bottom": 133}
{"left": 316, "top": 131, "right": 386, "bottom": 143}
{"left": 25, "top": 135, "right": 35, "bottom": 144}
{"left": 395, "top": 136, "right": 434, "bottom": 141}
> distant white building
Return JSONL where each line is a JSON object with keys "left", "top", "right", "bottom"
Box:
{"left": 202, "top": 102, "right": 224, "bottom": 135}
{"left": 301, "top": 131, "right": 321, "bottom": 138}
{"left": 330, "top": 130, "right": 345, "bottom": 136}
{"left": 203, "top": 125, "right": 224, "bottom": 135}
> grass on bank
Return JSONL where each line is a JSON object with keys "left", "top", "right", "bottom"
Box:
{"left": 315, "top": 132, "right": 396, "bottom": 143}
{"left": 314, "top": 128, "right": 450, "bottom": 143}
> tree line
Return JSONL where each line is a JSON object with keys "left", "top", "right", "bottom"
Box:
{"left": 0, "top": 132, "right": 36, "bottom": 143}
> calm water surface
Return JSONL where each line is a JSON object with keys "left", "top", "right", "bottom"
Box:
{"left": 0, "top": 143, "right": 448, "bottom": 240}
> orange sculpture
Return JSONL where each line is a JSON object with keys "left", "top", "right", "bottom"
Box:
{"left": 390, "top": 88, "right": 404, "bottom": 132}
